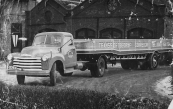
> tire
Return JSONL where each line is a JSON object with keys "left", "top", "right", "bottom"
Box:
{"left": 165, "top": 52, "right": 172, "bottom": 65}
{"left": 158, "top": 54, "right": 165, "bottom": 65}
{"left": 121, "top": 60, "right": 130, "bottom": 70}
{"left": 90, "top": 57, "right": 106, "bottom": 77}
{"left": 96, "top": 57, "right": 106, "bottom": 77}
{"left": 159, "top": 53, "right": 172, "bottom": 65}
{"left": 17, "top": 75, "right": 25, "bottom": 85}
{"left": 129, "top": 60, "right": 138, "bottom": 70}
{"left": 50, "top": 62, "right": 57, "bottom": 86}
{"left": 140, "top": 61, "right": 148, "bottom": 70}
{"left": 148, "top": 53, "right": 159, "bottom": 70}
{"left": 90, "top": 68, "right": 97, "bottom": 77}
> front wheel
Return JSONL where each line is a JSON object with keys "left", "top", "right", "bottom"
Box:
{"left": 50, "top": 62, "right": 57, "bottom": 86}
{"left": 17, "top": 75, "right": 25, "bottom": 85}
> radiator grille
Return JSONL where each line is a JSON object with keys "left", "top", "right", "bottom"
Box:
{"left": 13, "top": 57, "right": 42, "bottom": 71}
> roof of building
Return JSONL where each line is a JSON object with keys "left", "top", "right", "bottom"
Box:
{"left": 54, "top": 0, "right": 170, "bottom": 10}
{"left": 54, "top": 0, "right": 82, "bottom": 9}
{"left": 147, "top": 0, "right": 165, "bottom": 5}
{"left": 38, "top": 0, "right": 173, "bottom": 11}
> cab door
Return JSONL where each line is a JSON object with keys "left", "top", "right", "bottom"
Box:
{"left": 62, "top": 36, "right": 77, "bottom": 68}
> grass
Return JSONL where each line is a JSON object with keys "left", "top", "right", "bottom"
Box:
{"left": 0, "top": 81, "right": 170, "bottom": 109}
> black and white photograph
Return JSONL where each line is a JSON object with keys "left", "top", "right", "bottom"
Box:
{"left": 0, "top": 0, "right": 173, "bottom": 108}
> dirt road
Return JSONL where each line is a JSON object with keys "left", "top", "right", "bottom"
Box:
{"left": 0, "top": 62, "right": 171, "bottom": 101}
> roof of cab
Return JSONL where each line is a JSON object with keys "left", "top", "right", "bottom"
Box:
{"left": 36, "top": 32, "right": 73, "bottom": 36}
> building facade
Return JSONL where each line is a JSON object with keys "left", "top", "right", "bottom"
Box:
{"left": 12, "top": 0, "right": 173, "bottom": 52}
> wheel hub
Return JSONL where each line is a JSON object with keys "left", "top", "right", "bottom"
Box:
{"left": 152, "top": 56, "right": 157, "bottom": 67}
{"left": 99, "top": 62, "right": 104, "bottom": 73}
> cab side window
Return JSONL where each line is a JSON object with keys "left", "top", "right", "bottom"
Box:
{"left": 52, "top": 35, "right": 61, "bottom": 46}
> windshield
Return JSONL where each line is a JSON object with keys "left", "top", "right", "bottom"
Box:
{"left": 32, "top": 34, "right": 62, "bottom": 46}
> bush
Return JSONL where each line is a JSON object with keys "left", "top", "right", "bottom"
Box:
{"left": 99, "top": 94, "right": 169, "bottom": 109}
{"left": 0, "top": 81, "right": 170, "bottom": 109}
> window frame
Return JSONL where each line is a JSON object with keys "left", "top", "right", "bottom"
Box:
{"left": 99, "top": 28, "right": 122, "bottom": 39}
{"left": 76, "top": 28, "right": 96, "bottom": 39}
{"left": 127, "top": 28, "right": 153, "bottom": 39}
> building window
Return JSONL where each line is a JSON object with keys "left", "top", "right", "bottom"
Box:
{"left": 128, "top": 28, "right": 153, "bottom": 39}
{"left": 76, "top": 28, "right": 95, "bottom": 39}
{"left": 100, "top": 28, "right": 122, "bottom": 39}
{"left": 45, "top": 11, "right": 52, "bottom": 22}
{"left": 38, "top": 28, "right": 56, "bottom": 33}
{"left": 11, "top": 23, "right": 22, "bottom": 52}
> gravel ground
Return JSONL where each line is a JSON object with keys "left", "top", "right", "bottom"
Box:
{"left": 0, "top": 62, "right": 172, "bottom": 102}
{"left": 154, "top": 76, "right": 173, "bottom": 99}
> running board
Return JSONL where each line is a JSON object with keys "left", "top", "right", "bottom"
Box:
{"left": 65, "top": 67, "right": 78, "bottom": 73}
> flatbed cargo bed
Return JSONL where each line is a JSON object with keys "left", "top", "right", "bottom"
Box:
{"left": 74, "top": 39, "right": 173, "bottom": 55}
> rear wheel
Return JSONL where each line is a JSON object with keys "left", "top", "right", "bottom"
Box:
{"left": 129, "top": 60, "right": 138, "bottom": 70}
{"left": 90, "top": 57, "right": 106, "bottom": 77}
{"left": 50, "top": 63, "right": 57, "bottom": 86}
{"left": 96, "top": 57, "right": 105, "bottom": 77}
{"left": 121, "top": 60, "right": 130, "bottom": 70}
{"left": 17, "top": 75, "right": 25, "bottom": 85}
{"left": 165, "top": 52, "right": 172, "bottom": 65}
{"left": 148, "top": 53, "right": 159, "bottom": 70}
{"left": 158, "top": 53, "right": 165, "bottom": 65}
{"left": 90, "top": 67, "right": 97, "bottom": 77}
{"left": 159, "top": 52, "right": 172, "bottom": 65}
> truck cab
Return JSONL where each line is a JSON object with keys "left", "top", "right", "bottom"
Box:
{"left": 7, "top": 32, "right": 77, "bottom": 86}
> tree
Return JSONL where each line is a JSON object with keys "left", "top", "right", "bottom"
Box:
{"left": 0, "top": 0, "right": 22, "bottom": 56}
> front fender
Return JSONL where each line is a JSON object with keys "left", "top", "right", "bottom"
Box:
{"left": 48, "top": 54, "right": 65, "bottom": 71}
{"left": 11, "top": 52, "right": 21, "bottom": 57}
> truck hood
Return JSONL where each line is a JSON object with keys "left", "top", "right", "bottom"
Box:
{"left": 21, "top": 45, "right": 59, "bottom": 57}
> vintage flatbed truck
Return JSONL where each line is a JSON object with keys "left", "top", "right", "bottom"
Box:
{"left": 6, "top": 32, "right": 173, "bottom": 86}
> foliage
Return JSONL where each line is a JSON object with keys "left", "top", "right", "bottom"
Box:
{"left": 99, "top": 94, "right": 169, "bottom": 109}
{"left": 0, "top": 81, "right": 170, "bottom": 109}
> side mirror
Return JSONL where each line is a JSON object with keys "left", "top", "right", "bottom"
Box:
{"left": 69, "top": 39, "right": 73, "bottom": 45}
{"left": 57, "top": 48, "right": 61, "bottom": 52}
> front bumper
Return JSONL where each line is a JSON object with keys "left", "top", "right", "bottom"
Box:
{"left": 7, "top": 69, "right": 50, "bottom": 76}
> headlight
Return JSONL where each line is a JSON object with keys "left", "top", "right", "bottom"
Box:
{"left": 42, "top": 54, "right": 51, "bottom": 61}
{"left": 7, "top": 54, "right": 13, "bottom": 61}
